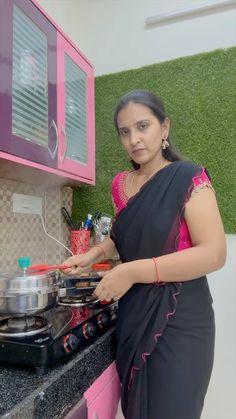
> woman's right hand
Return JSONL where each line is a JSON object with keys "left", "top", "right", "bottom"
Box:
{"left": 62, "top": 252, "right": 93, "bottom": 276}
{"left": 62, "top": 237, "right": 117, "bottom": 276}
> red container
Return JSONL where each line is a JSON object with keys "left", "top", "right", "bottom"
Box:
{"left": 70, "top": 230, "right": 90, "bottom": 255}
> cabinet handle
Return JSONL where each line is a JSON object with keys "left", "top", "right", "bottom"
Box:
{"left": 48, "top": 119, "right": 59, "bottom": 160}
{"left": 60, "top": 127, "right": 68, "bottom": 162}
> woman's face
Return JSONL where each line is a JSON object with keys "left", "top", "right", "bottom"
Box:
{"left": 117, "top": 102, "right": 169, "bottom": 166}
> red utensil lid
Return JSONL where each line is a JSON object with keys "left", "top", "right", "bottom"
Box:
{"left": 91, "top": 263, "right": 112, "bottom": 271}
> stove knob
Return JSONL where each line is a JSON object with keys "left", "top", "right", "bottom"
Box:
{"left": 64, "top": 334, "right": 79, "bottom": 353}
{"left": 82, "top": 322, "right": 96, "bottom": 339}
{"left": 97, "top": 313, "right": 109, "bottom": 329}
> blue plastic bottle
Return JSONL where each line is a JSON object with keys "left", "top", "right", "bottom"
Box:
{"left": 84, "top": 214, "right": 93, "bottom": 230}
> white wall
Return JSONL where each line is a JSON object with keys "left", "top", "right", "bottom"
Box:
{"left": 36, "top": 1, "right": 236, "bottom": 418}
{"left": 202, "top": 235, "right": 236, "bottom": 419}
{"left": 37, "top": 0, "right": 236, "bottom": 76}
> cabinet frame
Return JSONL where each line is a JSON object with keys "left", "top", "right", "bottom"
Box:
{"left": 57, "top": 32, "right": 95, "bottom": 181}
{"left": 0, "top": 0, "right": 57, "bottom": 167}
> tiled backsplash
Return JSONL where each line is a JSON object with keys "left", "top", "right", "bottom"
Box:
{"left": 0, "top": 178, "right": 73, "bottom": 272}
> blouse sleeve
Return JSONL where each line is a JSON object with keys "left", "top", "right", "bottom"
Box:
{"left": 111, "top": 173, "right": 120, "bottom": 214}
{"left": 191, "top": 167, "right": 215, "bottom": 194}
{"left": 111, "top": 171, "right": 129, "bottom": 215}
{"left": 177, "top": 167, "right": 215, "bottom": 251}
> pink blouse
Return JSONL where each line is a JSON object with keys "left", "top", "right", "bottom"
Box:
{"left": 112, "top": 167, "right": 213, "bottom": 251}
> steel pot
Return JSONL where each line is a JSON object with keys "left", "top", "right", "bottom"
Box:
{"left": 0, "top": 270, "right": 61, "bottom": 315}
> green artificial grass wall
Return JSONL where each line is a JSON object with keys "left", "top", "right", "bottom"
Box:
{"left": 73, "top": 47, "right": 236, "bottom": 233}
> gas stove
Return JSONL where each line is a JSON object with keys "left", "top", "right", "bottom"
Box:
{"left": 0, "top": 288, "right": 117, "bottom": 374}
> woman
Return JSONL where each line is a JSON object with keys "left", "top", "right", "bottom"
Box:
{"left": 63, "top": 90, "right": 226, "bottom": 419}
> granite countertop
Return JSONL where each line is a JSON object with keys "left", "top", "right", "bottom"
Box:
{"left": 0, "top": 328, "right": 116, "bottom": 419}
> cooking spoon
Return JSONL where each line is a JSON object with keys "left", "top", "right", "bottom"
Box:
{"left": 27, "top": 263, "right": 71, "bottom": 273}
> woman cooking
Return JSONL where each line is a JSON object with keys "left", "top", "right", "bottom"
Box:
{"left": 63, "top": 90, "right": 226, "bottom": 419}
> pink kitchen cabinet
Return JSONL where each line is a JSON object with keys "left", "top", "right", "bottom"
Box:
{"left": 84, "top": 361, "right": 121, "bottom": 419}
{"left": 0, "top": 0, "right": 95, "bottom": 185}
{"left": 57, "top": 32, "right": 95, "bottom": 182}
{"left": 0, "top": 0, "right": 57, "bottom": 168}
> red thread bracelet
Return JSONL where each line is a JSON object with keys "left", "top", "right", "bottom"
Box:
{"left": 152, "top": 257, "right": 160, "bottom": 284}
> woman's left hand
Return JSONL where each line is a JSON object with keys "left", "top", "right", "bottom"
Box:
{"left": 93, "top": 263, "right": 134, "bottom": 302}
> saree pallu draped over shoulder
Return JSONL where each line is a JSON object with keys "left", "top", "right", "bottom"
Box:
{"left": 110, "top": 161, "right": 215, "bottom": 419}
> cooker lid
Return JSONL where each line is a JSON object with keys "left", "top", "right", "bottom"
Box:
{"left": 0, "top": 270, "right": 60, "bottom": 294}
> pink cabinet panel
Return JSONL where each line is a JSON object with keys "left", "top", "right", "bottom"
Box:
{"left": 57, "top": 32, "right": 95, "bottom": 183}
{"left": 85, "top": 361, "right": 121, "bottom": 419}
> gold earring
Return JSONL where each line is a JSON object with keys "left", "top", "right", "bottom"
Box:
{"left": 162, "top": 138, "right": 170, "bottom": 149}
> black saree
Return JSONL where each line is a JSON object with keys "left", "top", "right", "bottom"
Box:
{"left": 110, "top": 161, "right": 215, "bottom": 419}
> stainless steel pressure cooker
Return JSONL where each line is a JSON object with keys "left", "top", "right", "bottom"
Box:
{"left": 0, "top": 270, "right": 61, "bottom": 315}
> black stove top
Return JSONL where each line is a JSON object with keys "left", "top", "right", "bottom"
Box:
{"left": 59, "top": 293, "right": 99, "bottom": 307}
{"left": 0, "top": 298, "right": 117, "bottom": 373}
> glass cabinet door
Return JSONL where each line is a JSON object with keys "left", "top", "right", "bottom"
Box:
{"left": 0, "top": 0, "right": 57, "bottom": 167}
{"left": 57, "top": 32, "right": 95, "bottom": 183}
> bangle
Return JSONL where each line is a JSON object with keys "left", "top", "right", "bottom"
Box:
{"left": 152, "top": 257, "right": 160, "bottom": 284}
{"left": 93, "top": 245, "right": 106, "bottom": 261}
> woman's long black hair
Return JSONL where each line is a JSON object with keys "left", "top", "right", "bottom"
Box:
{"left": 114, "top": 90, "right": 182, "bottom": 169}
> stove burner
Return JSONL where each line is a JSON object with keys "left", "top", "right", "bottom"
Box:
{"left": 59, "top": 294, "right": 99, "bottom": 307}
{"left": 8, "top": 316, "right": 36, "bottom": 329}
{"left": 0, "top": 315, "right": 51, "bottom": 337}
